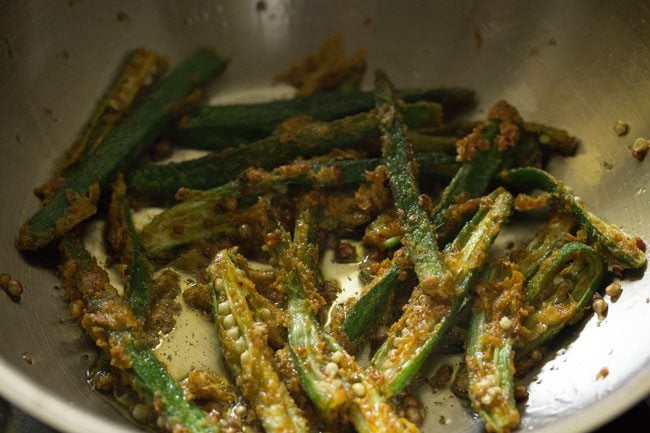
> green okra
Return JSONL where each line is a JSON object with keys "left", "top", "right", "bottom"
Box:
{"left": 59, "top": 236, "right": 220, "bottom": 433}
{"left": 342, "top": 264, "right": 401, "bottom": 341}
{"left": 107, "top": 175, "right": 153, "bottom": 317}
{"left": 58, "top": 49, "right": 168, "bottom": 175}
{"left": 127, "top": 102, "right": 445, "bottom": 204}
{"left": 274, "top": 198, "right": 419, "bottom": 433}
{"left": 498, "top": 167, "right": 646, "bottom": 269}
{"left": 208, "top": 249, "right": 310, "bottom": 433}
{"left": 517, "top": 242, "right": 604, "bottom": 355}
{"left": 126, "top": 345, "right": 221, "bottom": 433}
{"left": 467, "top": 309, "right": 519, "bottom": 433}
{"left": 432, "top": 122, "right": 504, "bottom": 227}
{"left": 375, "top": 70, "right": 449, "bottom": 288}
{"left": 139, "top": 152, "right": 457, "bottom": 258}
{"left": 465, "top": 259, "right": 531, "bottom": 433}
{"left": 36, "top": 49, "right": 167, "bottom": 200}
{"left": 371, "top": 189, "right": 513, "bottom": 397}
{"left": 515, "top": 213, "right": 577, "bottom": 280}
{"left": 18, "top": 49, "right": 227, "bottom": 251}
{"left": 176, "top": 87, "right": 475, "bottom": 150}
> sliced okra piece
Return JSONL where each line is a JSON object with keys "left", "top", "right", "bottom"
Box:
{"left": 59, "top": 235, "right": 221, "bottom": 433}
{"left": 517, "top": 242, "right": 604, "bottom": 356}
{"left": 127, "top": 102, "right": 445, "bottom": 204}
{"left": 208, "top": 249, "right": 310, "bottom": 433}
{"left": 498, "top": 167, "right": 646, "bottom": 269}
{"left": 371, "top": 188, "right": 514, "bottom": 397}
{"left": 176, "top": 87, "right": 475, "bottom": 150}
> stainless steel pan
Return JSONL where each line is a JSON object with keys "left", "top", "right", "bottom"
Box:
{"left": 1, "top": 1, "right": 649, "bottom": 432}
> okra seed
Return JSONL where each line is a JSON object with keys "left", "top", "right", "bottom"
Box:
{"left": 214, "top": 278, "right": 225, "bottom": 290}
{"left": 499, "top": 316, "right": 513, "bottom": 330}
{"left": 406, "top": 406, "right": 424, "bottom": 425}
{"left": 234, "top": 405, "right": 247, "bottom": 416}
{"left": 331, "top": 351, "right": 344, "bottom": 363}
{"left": 226, "top": 327, "right": 240, "bottom": 340}
{"left": 258, "top": 308, "right": 271, "bottom": 320}
{"left": 218, "top": 301, "right": 231, "bottom": 315}
{"left": 132, "top": 403, "right": 152, "bottom": 421}
{"left": 632, "top": 137, "right": 650, "bottom": 160}
{"left": 556, "top": 279, "right": 573, "bottom": 293}
{"left": 234, "top": 337, "right": 246, "bottom": 354}
{"left": 223, "top": 314, "right": 236, "bottom": 329}
{"left": 238, "top": 223, "right": 252, "bottom": 239}
{"left": 240, "top": 350, "right": 251, "bottom": 364}
{"left": 613, "top": 120, "right": 630, "bottom": 137}
{"left": 514, "top": 384, "right": 529, "bottom": 402}
{"left": 593, "top": 298, "right": 608, "bottom": 318}
{"left": 605, "top": 281, "right": 622, "bottom": 301}
{"left": 325, "top": 362, "right": 338, "bottom": 377}
{"left": 351, "top": 382, "right": 366, "bottom": 397}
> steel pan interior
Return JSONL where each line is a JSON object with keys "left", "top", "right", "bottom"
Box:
{"left": 1, "top": 1, "right": 649, "bottom": 432}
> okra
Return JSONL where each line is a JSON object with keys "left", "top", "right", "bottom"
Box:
{"left": 498, "top": 167, "right": 646, "bottom": 269}
{"left": 127, "top": 102, "right": 445, "bottom": 204}
{"left": 375, "top": 70, "right": 449, "bottom": 291}
{"left": 208, "top": 249, "right": 310, "bottom": 433}
{"left": 36, "top": 49, "right": 167, "bottom": 200}
{"left": 371, "top": 189, "right": 513, "bottom": 396}
{"left": 466, "top": 263, "right": 527, "bottom": 433}
{"left": 18, "top": 49, "right": 227, "bottom": 251}
{"left": 140, "top": 152, "right": 457, "bottom": 258}
{"left": 467, "top": 312, "right": 519, "bottom": 433}
{"left": 342, "top": 263, "right": 401, "bottom": 341}
{"left": 59, "top": 236, "right": 220, "bottom": 433}
{"left": 277, "top": 199, "right": 419, "bottom": 433}
{"left": 176, "top": 87, "right": 474, "bottom": 150}
{"left": 106, "top": 175, "right": 153, "bottom": 317}
{"left": 58, "top": 49, "right": 168, "bottom": 175}
{"left": 518, "top": 242, "right": 604, "bottom": 356}
{"left": 514, "top": 213, "right": 577, "bottom": 280}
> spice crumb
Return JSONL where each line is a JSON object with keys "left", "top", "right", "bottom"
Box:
{"left": 631, "top": 138, "right": 649, "bottom": 161}
{"left": 605, "top": 281, "right": 622, "bottom": 302}
{"left": 514, "top": 384, "right": 529, "bottom": 402}
{"left": 548, "top": 38, "right": 557, "bottom": 46}
{"left": 596, "top": 367, "right": 609, "bottom": 380}
{"left": 613, "top": 120, "right": 630, "bottom": 137}
{"left": 428, "top": 364, "right": 453, "bottom": 391}
{"left": 1, "top": 273, "right": 23, "bottom": 303}
{"left": 592, "top": 296, "right": 608, "bottom": 320}
{"left": 602, "top": 160, "right": 614, "bottom": 170}
{"left": 22, "top": 352, "right": 33, "bottom": 364}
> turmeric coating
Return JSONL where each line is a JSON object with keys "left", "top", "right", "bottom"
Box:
{"left": 275, "top": 35, "right": 367, "bottom": 96}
